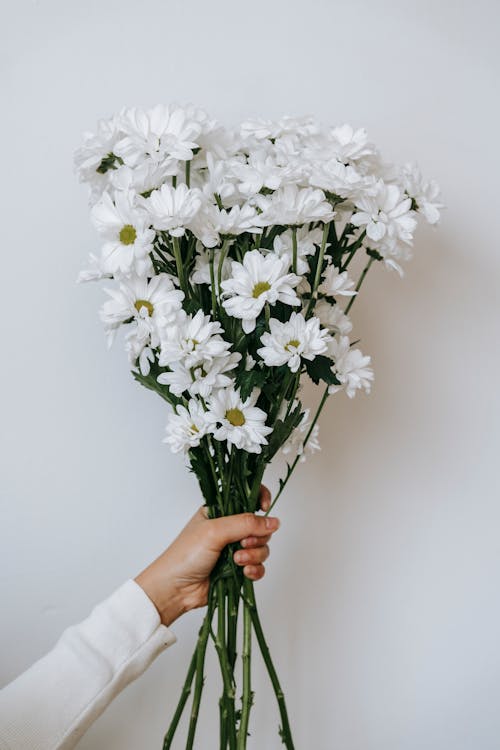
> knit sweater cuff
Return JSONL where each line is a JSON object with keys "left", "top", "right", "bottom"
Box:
{"left": 0, "top": 580, "right": 176, "bottom": 750}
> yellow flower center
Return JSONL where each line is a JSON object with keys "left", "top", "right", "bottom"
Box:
{"left": 119, "top": 224, "right": 137, "bottom": 245}
{"left": 190, "top": 424, "right": 199, "bottom": 433}
{"left": 285, "top": 339, "right": 300, "bottom": 351}
{"left": 252, "top": 281, "right": 271, "bottom": 298}
{"left": 134, "top": 299, "right": 154, "bottom": 316}
{"left": 225, "top": 408, "right": 246, "bottom": 427}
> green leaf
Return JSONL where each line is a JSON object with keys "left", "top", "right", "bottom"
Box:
{"left": 265, "top": 403, "right": 303, "bottom": 461}
{"left": 95, "top": 152, "right": 123, "bottom": 174}
{"left": 235, "top": 366, "right": 268, "bottom": 401}
{"left": 131, "top": 368, "right": 183, "bottom": 407}
{"left": 304, "top": 355, "right": 339, "bottom": 386}
{"left": 189, "top": 445, "right": 218, "bottom": 507}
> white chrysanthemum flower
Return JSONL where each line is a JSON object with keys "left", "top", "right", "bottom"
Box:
{"left": 191, "top": 244, "right": 232, "bottom": 286}
{"left": 158, "top": 310, "right": 232, "bottom": 369}
{"left": 157, "top": 353, "right": 241, "bottom": 399}
{"left": 400, "top": 163, "right": 443, "bottom": 225}
{"left": 221, "top": 249, "right": 301, "bottom": 333}
{"left": 114, "top": 104, "right": 202, "bottom": 166}
{"left": 240, "top": 115, "right": 320, "bottom": 142}
{"left": 272, "top": 227, "right": 325, "bottom": 274}
{"left": 320, "top": 264, "right": 357, "bottom": 297}
{"left": 100, "top": 273, "right": 184, "bottom": 365}
{"left": 210, "top": 203, "right": 264, "bottom": 235}
{"left": 257, "top": 313, "right": 330, "bottom": 373}
{"left": 314, "top": 299, "right": 353, "bottom": 336}
{"left": 91, "top": 191, "right": 155, "bottom": 277}
{"left": 144, "top": 183, "right": 202, "bottom": 237}
{"left": 351, "top": 182, "right": 416, "bottom": 244}
{"left": 326, "top": 124, "right": 375, "bottom": 164}
{"left": 163, "top": 400, "right": 209, "bottom": 453}
{"left": 206, "top": 387, "right": 272, "bottom": 454}
{"left": 200, "top": 152, "right": 240, "bottom": 204}
{"left": 282, "top": 408, "right": 320, "bottom": 463}
{"left": 328, "top": 336, "right": 374, "bottom": 398}
{"left": 231, "top": 149, "right": 287, "bottom": 197}
{"left": 309, "top": 159, "right": 374, "bottom": 199}
{"left": 109, "top": 161, "right": 177, "bottom": 196}
{"left": 74, "top": 115, "right": 122, "bottom": 196}
{"left": 77, "top": 253, "right": 112, "bottom": 283}
{"left": 254, "top": 184, "right": 335, "bottom": 226}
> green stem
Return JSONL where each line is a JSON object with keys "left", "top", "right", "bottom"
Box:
{"left": 217, "top": 239, "right": 230, "bottom": 299}
{"left": 266, "top": 386, "right": 329, "bottom": 517}
{"left": 227, "top": 576, "right": 239, "bottom": 672}
{"left": 172, "top": 236, "right": 188, "bottom": 298}
{"left": 291, "top": 226, "right": 298, "bottom": 275}
{"left": 344, "top": 256, "right": 373, "bottom": 315}
{"left": 162, "top": 646, "right": 198, "bottom": 749}
{"left": 209, "top": 249, "right": 218, "bottom": 318}
{"left": 237, "top": 584, "right": 253, "bottom": 749}
{"left": 246, "top": 581, "right": 295, "bottom": 749}
{"left": 185, "top": 160, "right": 191, "bottom": 187}
{"left": 212, "top": 580, "right": 237, "bottom": 750}
{"left": 306, "top": 222, "right": 330, "bottom": 317}
{"left": 185, "top": 597, "right": 214, "bottom": 750}
{"left": 218, "top": 585, "right": 228, "bottom": 749}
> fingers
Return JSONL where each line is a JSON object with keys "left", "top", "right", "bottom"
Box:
{"left": 259, "top": 484, "right": 271, "bottom": 512}
{"left": 233, "top": 544, "right": 270, "bottom": 567}
{"left": 243, "top": 564, "right": 265, "bottom": 581}
{"left": 208, "top": 512, "right": 280, "bottom": 549}
{"left": 240, "top": 533, "right": 271, "bottom": 549}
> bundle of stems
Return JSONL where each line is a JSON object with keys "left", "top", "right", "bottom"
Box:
{"left": 161, "top": 241, "right": 374, "bottom": 749}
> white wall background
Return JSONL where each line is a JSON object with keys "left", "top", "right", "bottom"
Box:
{"left": 1, "top": 1, "right": 499, "bottom": 748}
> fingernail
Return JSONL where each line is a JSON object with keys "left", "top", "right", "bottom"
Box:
{"left": 235, "top": 551, "right": 248, "bottom": 563}
{"left": 265, "top": 517, "right": 280, "bottom": 530}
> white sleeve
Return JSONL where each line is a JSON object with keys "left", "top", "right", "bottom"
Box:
{"left": 0, "top": 579, "right": 177, "bottom": 750}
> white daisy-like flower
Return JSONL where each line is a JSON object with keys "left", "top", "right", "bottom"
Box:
{"left": 163, "top": 400, "right": 209, "bottom": 453}
{"left": 254, "top": 184, "right": 335, "bottom": 226}
{"left": 77, "top": 253, "right": 112, "bottom": 283}
{"left": 314, "top": 299, "right": 353, "bottom": 336}
{"left": 190, "top": 203, "right": 264, "bottom": 248}
{"left": 100, "top": 273, "right": 184, "bottom": 352}
{"left": 325, "top": 124, "right": 376, "bottom": 164}
{"left": 351, "top": 182, "right": 416, "bottom": 244}
{"left": 400, "top": 163, "right": 443, "bottom": 225}
{"left": 320, "top": 264, "right": 357, "bottom": 297}
{"left": 231, "top": 149, "right": 286, "bottom": 197}
{"left": 158, "top": 310, "right": 232, "bottom": 369}
{"left": 272, "top": 226, "right": 325, "bottom": 275}
{"left": 240, "top": 115, "right": 320, "bottom": 142}
{"left": 206, "top": 387, "right": 272, "bottom": 454}
{"left": 144, "top": 183, "right": 202, "bottom": 237}
{"left": 190, "top": 244, "right": 232, "bottom": 286}
{"left": 74, "top": 115, "right": 122, "bottom": 198}
{"left": 328, "top": 336, "right": 374, "bottom": 398}
{"left": 109, "top": 161, "right": 177, "bottom": 196}
{"left": 282, "top": 407, "right": 320, "bottom": 463}
{"left": 221, "top": 249, "right": 301, "bottom": 333}
{"left": 257, "top": 312, "right": 330, "bottom": 373}
{"left": 114, "top": 104, "right": 202, "bottom": 166}
{"left": 91, "top": 191, "right": 155, "bottom": 277}
{"left": 200, "top": 152, "right": 240, "bottom": 204}
{"left": 309, "top": 159, "right": 373, "bottom": 199}
{"left": 157, "top": 352, "right": 241, "bottom": 399}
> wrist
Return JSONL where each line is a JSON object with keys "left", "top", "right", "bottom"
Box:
{"left": 135, "top": 564, "right": 187, "bottom": 627}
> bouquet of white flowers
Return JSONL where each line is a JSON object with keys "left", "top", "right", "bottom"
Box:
{"left": 76, "top": 104, "right": 441, "bottom": 749}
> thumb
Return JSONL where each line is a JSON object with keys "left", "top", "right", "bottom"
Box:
{"left": 208, "top": 512, "right": 280, "bottom": 549}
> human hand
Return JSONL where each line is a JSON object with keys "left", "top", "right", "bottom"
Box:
{"left": 135, "top": 485, "right": 279, "bottom": 627}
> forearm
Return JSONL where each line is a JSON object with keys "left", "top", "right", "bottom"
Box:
{"left": 0, "top": 580, "right": 176, "bottom": 750}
